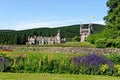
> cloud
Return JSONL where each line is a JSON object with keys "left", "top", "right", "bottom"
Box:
{"left": 15, "top": 22, "right": 57, "bottom": 30}
{"left": 93, "top": 21, "right": 105, "bottom": 25}
{"left": 0, "top": 19, "right": 105, "bottom": 30}
{"left": 14, "top": 19, "right": 83, "bottom": 30}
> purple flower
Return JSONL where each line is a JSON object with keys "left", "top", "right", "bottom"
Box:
{"left": 73, "top": 54, "right": 114, "bottom": 67}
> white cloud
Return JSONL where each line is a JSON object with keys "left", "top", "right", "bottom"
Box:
{"left": 0, "top": 19, "right": 105, "bottom": 30}
{"left": 14, "top": 19, "right": 83, "bottom": 30}
{"left": 93, "top": 21, "right": 105, "bottom": 25}
{"left": 15, "top": 22, "right": 58, "bottom": 30}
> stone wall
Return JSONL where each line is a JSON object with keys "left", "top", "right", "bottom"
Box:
{"left": 13, "top": 47, "right": 120, "bottom": 54}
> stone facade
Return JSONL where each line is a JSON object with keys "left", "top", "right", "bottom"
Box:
{"left": 26, "top": 30, "right": 66, "bottom": 45}
{"left": 80, "top": 24, "right": 93, "bottom": 42}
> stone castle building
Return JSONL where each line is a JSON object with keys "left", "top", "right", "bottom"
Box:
{"left": 27, "top": 23, "right": 93, "bottom": 44}
{"left": 80, "top": 24, "right": 93, "bottom": 42}
{"left": 26, "top": 30, "right": 66, "bottom": 45}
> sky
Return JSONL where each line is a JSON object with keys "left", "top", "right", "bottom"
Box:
{"left": 0, "top": 0, "right": 108, "bottom": 30}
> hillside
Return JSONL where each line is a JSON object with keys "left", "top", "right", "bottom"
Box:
{"left": 0, "top": 30, "right": 14, "bottom": 32}
{"left": 0, "top": 24, "right": 106, "bottom": 44}
{"left": 16, "top": 24, "right": 106, "bottom": 37}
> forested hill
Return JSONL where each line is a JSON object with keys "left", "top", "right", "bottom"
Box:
{"left": 0, "top": 24, "right": 106, "bottom": 44}
{"left": 0, "top": 30, "right": 14, "bottom": 32}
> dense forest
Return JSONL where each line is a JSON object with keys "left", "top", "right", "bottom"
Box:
{"left": 0, "top": 24, "right": 106, "bottom": 45}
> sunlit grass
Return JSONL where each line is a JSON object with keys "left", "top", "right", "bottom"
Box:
{"left": 62, "top": 42, "right": 96, "bottom": 47}
{"left": 0, "top": 73, "right": 119, "bottom": 80}
{"left": 12, "top": 42, "right": 95, "bottom": 48}
{"left": 36, "top": 42, "right": 96, "bottom": 47}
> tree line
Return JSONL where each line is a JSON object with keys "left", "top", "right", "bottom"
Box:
{"left": 0, "top": 24, "right": 105, "bottom": 45}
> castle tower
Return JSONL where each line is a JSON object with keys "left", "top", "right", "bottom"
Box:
{"left": 80, "top": 23, "right": 94, "bottom": 42}
{"left": 88, "top": 23, "right": 93, "bottom": 34}
{"left": 28, "top": 36, "right": 30, "bottom": 42}
{"left": 56, "top": 29, "right": 61, "bottom": 43}
{"left": 80, "top": 24, "right": 83, "bottom": 35}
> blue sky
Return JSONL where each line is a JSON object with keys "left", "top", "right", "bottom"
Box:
{"left": 0, "top": 0, "right": 108, "bottom": 30}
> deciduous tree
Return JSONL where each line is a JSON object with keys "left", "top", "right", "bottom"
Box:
{"left": 104, "top": 0, "right": 120, "bottom": 29}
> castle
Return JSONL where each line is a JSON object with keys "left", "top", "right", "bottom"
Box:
{"left": 26, "top": 30, "right": 66, "bottom": 45}
{"left": 27, "top": 23, "right": 93, "bottom": 45}
{"left": 80, "top": 24, "right": 93, "bottom": 42}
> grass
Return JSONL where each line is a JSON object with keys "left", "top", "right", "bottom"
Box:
{"left": 42, "top": 42, "right": 96, "bottom": 47}
{"left": 9, "top": 51, "right": 85, "bottom": 59}
{"left": 0, "top": 73, "right": 120, "bottom": 80}
{"left": 58, "top": 42, "right": 96, "bottom": 47}
{"left": 11, "top": 42, "right": 96, "bottom": 48}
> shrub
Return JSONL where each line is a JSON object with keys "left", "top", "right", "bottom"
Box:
{"left": 73, "top": 54, "right": 114, "bottom": 67}
{"left": 87, "top": 29, "right": 120, "bottom": 48}
{"left": 95, "top": 39, "right": 107, "bottom": 48}
{"left": 11, "top": 54, "right": 27, "bottom": 73}
{"left": 114, "top": 64, "right": 120, "bottom": 76}
{"left": 72, "top": 36, "right": 80, "bottom": 42}
{"left": 106, "top": 39, "right": 114, "bottom": 47}
{"left": 95, "top": 38, "right": 120, "bottom": 48}
{"left": 73, "top": 54, "right": 114, "bottom": 75}
{"left": 99, "top": 64, "right": 109, "bottom": 74}
{"left": 87, "top": 34, "right": 98, "bottom": 44}
{"left": 113, "top": 39, "right": 120, "bottom": 48}
{"left": 0, "top": 52, "right": 13, "bottom": 72}
{"left": 87, "top": 32, "right": 105, "bottom": 44}
{"left": 107, "top": 53, "right": 120, "bottom": 64}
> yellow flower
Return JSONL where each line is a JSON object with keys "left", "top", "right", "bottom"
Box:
{"left": 99, "top": 64, "right": 108, "bottom": 73}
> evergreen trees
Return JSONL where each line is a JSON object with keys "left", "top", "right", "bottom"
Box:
{"left": 0, "top": 24, "right": 105, "bottom": 45}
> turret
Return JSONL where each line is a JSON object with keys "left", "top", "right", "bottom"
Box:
{"left": 28, "top": 36, "right": 30, "bottom": 41}
{"left": 80, "top": 24, "right": 83, "bottom": 35}
{"left": 90, "top": 24, "right": 93, "bottom": 33}
{"left": 88, "top": 23, "right": 93, "bottom": 34}
{"left": 56, "top": 29, "right": 61, "bottom": 43}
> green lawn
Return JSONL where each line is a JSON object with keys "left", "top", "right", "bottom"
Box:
{"left": 0, "top": 73, "right": 120, "bottom": 80}
{"left": 16, "top": 42, "right": 95, "bottom": 47}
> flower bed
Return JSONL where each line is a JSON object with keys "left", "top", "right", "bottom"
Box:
{"left": 0, "top": 52, "right": 120, "bottom": 76}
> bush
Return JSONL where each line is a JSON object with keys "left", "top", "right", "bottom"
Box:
{"left": 107, "top": 53, "right": 120, "bottom": 64}
{"left": 99, "top": 64, "right": 109, "bottom": 74}
{"left": 87, "top": 29, "right": 120, "bottom": 48}
{"left": 95, "top": 39, "right": 115, "bottom": 48}
{"left": 114, "top": 64, "right": 120, "bottom": 76}
{"left": 73, "top": 54, "right": 113, "bottom": 67}
{"left": 0, "top": 52, "right": 13, "bottom": 72}
{"left": 106, "top": 39, "right": 114, "bottom": 47}
{"left": 87, "top": 31, "right": 105, "bottom": 44}
{"left": 72, "top": 36, "right": 80, "bottom": 42}
{"left": 95, "top": 39, "right": 107, "bottom": 48}
{"left": 73, "top": 54, "right": 114, "bottom": 75}
{"left": 87, "top": 34, "right": 99, "bottom": 44}
{"left": 113, "top": 39, "right": 120, "bottom": 48}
